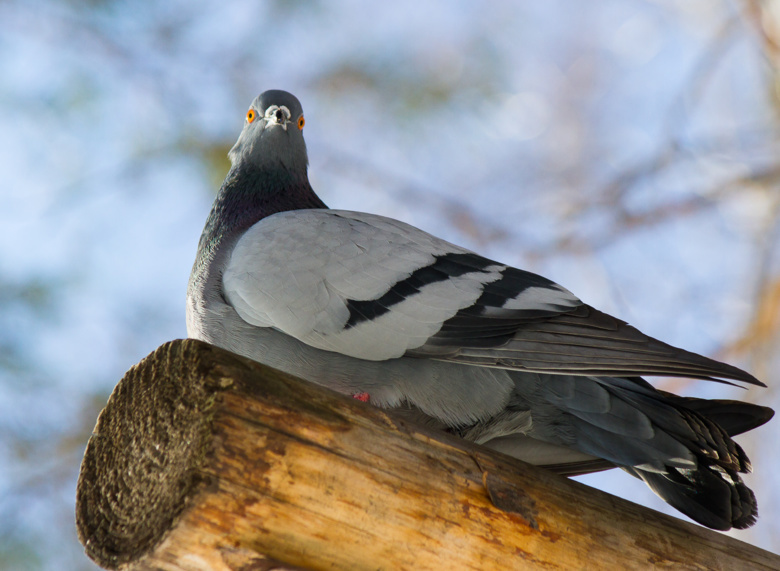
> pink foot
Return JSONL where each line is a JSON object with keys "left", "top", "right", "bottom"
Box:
{"left": 352, "top": 392, "right": 370, "bottom": 403}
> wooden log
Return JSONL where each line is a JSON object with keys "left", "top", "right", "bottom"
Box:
{"left": 76, "top": 339, "right": 780, "bottom": 570}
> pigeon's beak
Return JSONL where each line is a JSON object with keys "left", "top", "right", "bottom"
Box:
{"left": 263, "top": 105, "right": 292, "bottom": 131}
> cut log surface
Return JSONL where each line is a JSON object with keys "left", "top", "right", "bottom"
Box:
{"left": 76, "top": 339, "right": 780, "bottom": 571}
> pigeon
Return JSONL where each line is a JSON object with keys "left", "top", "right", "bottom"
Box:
{"left": 187, "top": 90, "right": 774, "bottom": 531}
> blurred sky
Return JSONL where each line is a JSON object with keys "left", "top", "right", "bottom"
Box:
{"left": 1, "top": 1, "right": 779, "bottom": 569}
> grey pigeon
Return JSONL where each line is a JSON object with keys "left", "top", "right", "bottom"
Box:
{"left": 187, "top": 90, "right": 774, "bottom": 531}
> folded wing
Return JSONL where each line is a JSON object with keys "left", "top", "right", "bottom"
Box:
{"left": 224, "top": 209, "right": 761, "bottom": 386}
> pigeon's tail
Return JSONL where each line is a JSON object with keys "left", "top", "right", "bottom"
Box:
{"left": 622, "top": 397, "right": 773, "bottom": 530}
{"left": 625, "top": 461, "right": 757, "bottom": 530}
{"left": 663, "top": 395, "right": 775, "bottom": 438}
{"left": 516, "top": 373, "right": 774, "bottom": 530}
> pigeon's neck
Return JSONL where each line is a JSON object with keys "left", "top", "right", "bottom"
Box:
{"left": 190, "top": 161, "right": 327, "bottom": 290}
{"left": 207, "top": 161, "right": 325, "bottom": 239}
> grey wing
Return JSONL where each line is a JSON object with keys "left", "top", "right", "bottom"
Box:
{"left": 223, "top": 209, "right": 523, "bottom": 360}
{"left": 224, "top": 208, "right": 760, "bottom": 386}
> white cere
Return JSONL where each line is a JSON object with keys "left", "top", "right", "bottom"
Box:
{"left": 264, "top": 105, "right": 292, "bottom": 130}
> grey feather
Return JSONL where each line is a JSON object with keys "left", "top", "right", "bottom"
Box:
{"left": 187, "top": 90, "right": 774, "bottom": 531}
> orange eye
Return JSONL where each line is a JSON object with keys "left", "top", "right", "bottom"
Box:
{"left": 246, "top": 109, "right": 256, "bottom": 123}
{"left": 297, "top": 115, "right": 305, "bottom": 130}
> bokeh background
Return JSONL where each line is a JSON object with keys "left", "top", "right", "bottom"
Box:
{"left": 2, "top": 1, "right": 780, "bottom": 568}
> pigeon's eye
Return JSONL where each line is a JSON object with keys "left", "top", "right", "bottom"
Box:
{"left": 246, "top": 109, "right": 257, "bottom": 123}
{"left": 297, "top": 115, "right": 305, "bottom": 130}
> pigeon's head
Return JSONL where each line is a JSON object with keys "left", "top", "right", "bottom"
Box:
{"left": 228, "top": 90, "right": 308, "bottom": 174}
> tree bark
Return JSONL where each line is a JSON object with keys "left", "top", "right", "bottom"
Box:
{"left": 76, "top": 339, "right": 780, "bottom": 570}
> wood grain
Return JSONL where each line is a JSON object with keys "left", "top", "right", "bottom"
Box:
{"left": 76, "top": 339, "right": 780, "bottom": 570}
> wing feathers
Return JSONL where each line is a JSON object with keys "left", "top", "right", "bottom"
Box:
{"left": 226, "top": 209, "right": 758, "bottom": 386}
{"left": 344, "top": 252, "right": 497, "bottom": 328}
{"left": 414, "top": 305, "right": 763, "bottom": 386}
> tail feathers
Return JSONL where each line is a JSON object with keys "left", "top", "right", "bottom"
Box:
{"left": 661, "top": 395, "right": 775, "bottom": 437}
{"left": 625, "top": 463, "right": 757, "bottom": 530}
{"left": 555, "top": 379, "right": 771, "bottom": 530}
{"left": 621, "top": 398, "right": 772, "bottom": 530}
